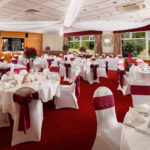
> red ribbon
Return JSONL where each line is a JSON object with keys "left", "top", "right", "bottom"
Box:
{"left": 90, "top": 64, "right": 99, "bottom": 80}
{"left": 93, "top": 95, "right": 114, "bottom": 110}
{"left": 117, "top": 69, "right": 126, "bottom": 88}
{"left": 64, "top": 63, "right": 71, "bottom": 78}
{"left": 14, "top": 68, "right": 27, "bottom": 74}
{"left": 10, "top": 59, "right": 17, "bottom": 64}
{"left": 0, "top": 68, "right": 11, "bottom": 79}
{"left": 50, "top": 66, "right": 60, "bottom": 73}
{"left": 13, "top": 92, "right": 39, "bottom": 133}
{"left": 105, "top": 61, "right": 108, "bottom": 72}
{"left": 74, "top": 76, "right": 80, "bottom": 98}
{"left": 131, "top": 85, "right": 150, "bottom": 95}
{"left": 26, "top": 62, "right": 30, "bottom": 73}
{"left": 47, "top": 59, "right": 54, "bottom": 67}
{"left": 70, "top": 58, "right": 75, "bottom": 61}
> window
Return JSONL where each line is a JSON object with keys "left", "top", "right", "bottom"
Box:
{"left": 122, "top": 32, "right": 147, "bottom": 59}
{"left": 68, "top": 35, "right": 95, "bottom": 54}
{"left": 2, "top": 38, "right": 24, "bottom": 52}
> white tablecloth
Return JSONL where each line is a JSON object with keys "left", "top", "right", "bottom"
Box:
{"left": 0, "top": 72, "right": 60, "bottom": 119}
{"left": 120, "top": 107, "right": 150, "bottom": 150}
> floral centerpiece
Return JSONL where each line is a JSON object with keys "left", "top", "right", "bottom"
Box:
{"left": 24, "top": 47, "right": 38, "bottom": 60}
{"left": 79, "top": 46, "right": 86, "bottom": 52}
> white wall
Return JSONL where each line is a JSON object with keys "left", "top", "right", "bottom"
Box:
{"left": 102, "top": 31, "right": 114, "bottom": 53}
{"left": 43, "top": 33, "right": 63, "bottom": 51}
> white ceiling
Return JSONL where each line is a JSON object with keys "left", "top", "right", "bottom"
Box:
{"left": 0, "top": 0, "right": 149, "bottom": 33}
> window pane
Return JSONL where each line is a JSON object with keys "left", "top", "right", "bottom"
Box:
{"left": 122, "top": 33, "right": 130, "bottom": 38}
{"left": 122, "top": 39, "right": 146, "bottom": 59}
{"left": 68, "top": 37, "right": 73, "bottom": 41}
{"left": 69, "top": 42, "right": 80, "bottom": 49}
{"left": 82, "top": 41, "right": 94, "bottom": 50}
{"left": 89, "top": 35, "right": 95, "bottom": 40}
{"left": 74, "top": 36, "right": 80, "bottom": 41}
{"left": 132, "top": 32, "right": 145, "bottom": 38}
{"left": 82, "top": 36, "right": 89, "bottom": 40}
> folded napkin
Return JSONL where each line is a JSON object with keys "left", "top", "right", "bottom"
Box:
{"left": 136, "top": 122, "right": 150, "bottom": 136}
{"left": 124, "top": 107, "right": 147, "bottom": 128}
{"left": 134, "top": 104, "right": 150, "bottom": 114}
{"left": 1, "top": 74, "right": 8, "bottom": 81}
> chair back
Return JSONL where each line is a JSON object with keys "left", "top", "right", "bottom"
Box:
{"left": 12, "top": 87, "right": 43, "bottom": 146}
{"left": 131, "top": 80, "right": 150, "bottom": 106}
{"left": 93, "top": 87, "right": 118, "bottom": 128}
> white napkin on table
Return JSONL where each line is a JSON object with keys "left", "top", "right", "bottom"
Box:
{"left": 134, "top": 104, "right": 150, "bottom": 114}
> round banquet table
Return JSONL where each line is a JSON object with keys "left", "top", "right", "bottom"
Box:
{"left": 0, "top": 72, "right": 60, "bottom": 119}
{"left": 120, "top": 107, "right": 150, "bottom": 150}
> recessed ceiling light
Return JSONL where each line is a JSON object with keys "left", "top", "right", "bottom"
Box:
{"left": 112, "top": 1, "right": 118, "bottom": 4}
{"left": 83, "top": 8, "right": 87, "bottom": 11}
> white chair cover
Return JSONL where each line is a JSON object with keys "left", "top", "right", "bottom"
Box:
{"left": 130, "top": 80, "right": 150, "bottom": 106}
{"left": 92, "top": 86, "right": 122, "bottom": 150}
{"left": 11, "top": 87, "right": 43, "bottom": 146}
{"left": 55, "top": 72, "right": 79, "bottom": 109}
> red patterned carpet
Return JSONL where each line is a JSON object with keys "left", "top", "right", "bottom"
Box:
{"left": 0, "top": 71, "right": 132, "bottom": 150}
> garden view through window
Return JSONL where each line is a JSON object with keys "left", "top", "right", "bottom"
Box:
{"left": 68, "top": 35, "right": 95, "bottom": 54}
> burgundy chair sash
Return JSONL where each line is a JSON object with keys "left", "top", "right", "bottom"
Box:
{"left": 90, "top": 64, "right": 99, "bottom": 80}
{"left": 0, "top": 58, "right": 4, "bottom": 62}
{"left": 50, "top": 66, "right": 60, "bottom": 73}
{"left": 13, "top": 92, "right": 39, "bottom": 133}
{"left": 65, "top": 57, "right": 67, "bottom": 61}
{"left": 74, "top": 76, "right": 80, "bottom": 98}
{"left": 92, "top": 58, "right": 96, "bottom": 61}
{"left": 131, "top": 85, "right": 150, "bottom": 95}
{"left": 27, "top": 62, "right": 30, "bottom": 73}
{"left": 10, "top": 59, "right": 17, "bottom": 64}
{"left": 105, "top": 61, "right": 108, "bottom": 72}
{"left": 14, "top": 68, "right": 27, "bottom": 74}
{"left": 70, "top": 58, "right": 75, "bottom": 61}
{"left": 0, "top": 68, "right": 11, "bottom": 78}
{"left": 47, "top": 59, "right": 54, "bottom": 67}
{"left": 117, "top": 69, "right": 126, "bottom": 88}
{"left": 64, "top": 63, "right": 71, "bottom": 78}
{"left": 93, "top": 95, "right": 114, "bottom": 110}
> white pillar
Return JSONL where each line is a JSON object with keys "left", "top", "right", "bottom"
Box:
{"left": 146, "top": 31, "right": 149, "bottom": 60}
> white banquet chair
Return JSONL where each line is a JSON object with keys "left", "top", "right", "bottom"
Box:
{"left": 55, "top": 72, "right": 79, "bottom": 110}
{"left": 11, "top": 87, "right": 43, "bottom": 146}
{"left": 130, "top": 80, "right": 150, "bottom": 106}
{"left": 92, "top": 87, "right": 122, "bottom": 150}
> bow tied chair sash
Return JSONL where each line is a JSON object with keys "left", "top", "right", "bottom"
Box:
{"left": 93, "top": 95, "right": 114, "bottom": 110}
{"left": 74, "top": 76, "right": 80, "bottom": 98}
{"left": 0, "top": 58, "right": 4, "bottom": 62}
{"left": 117, "top": 69, "right": 126, "bottom": 88}
{"left": 70, "top": 58, "right": 75, "bottom": 61}
{"left": 13, "top": 92, "right": 39, "bottom": 133}
{"left": 64, "top": 63, "right": 71, "bottom": 78}
{"left": 10, "top": 59, "right": 17, "bottom": 64}
{"left": 90, "top": 64, "right": 99, "bottom": 80}
{"left": 0, "top": 68, "right": 11, "bottom": 78}
{"left": 47, "top": 59, "right": 54, "bottom": 67}
{"left": 26, "top": 62, "right": 30, "bottom": 73}
{"left": 105, "top": 61, "right": 108, "bottom": 72}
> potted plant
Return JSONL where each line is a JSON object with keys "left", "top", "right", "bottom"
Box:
{"left": 63, "top": 45, "right": 69, "bottom": 55}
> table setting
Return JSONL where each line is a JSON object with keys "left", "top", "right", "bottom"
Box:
{"left": 120, "top": 104, "right": 150, "bottom": 150}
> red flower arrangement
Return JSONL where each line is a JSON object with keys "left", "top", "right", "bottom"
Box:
{"left": 24, "top": 47, "right": 38, "bottom": 59}
{"left": 79, "top": 46, "right": 86, "bottom": 52}
{"left": 45, "top": 46, "right": 50, "bottom": 51}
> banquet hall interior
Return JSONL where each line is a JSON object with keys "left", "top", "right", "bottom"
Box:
{"left": 0, "top": 0, "right": 150, "bottom": 150}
